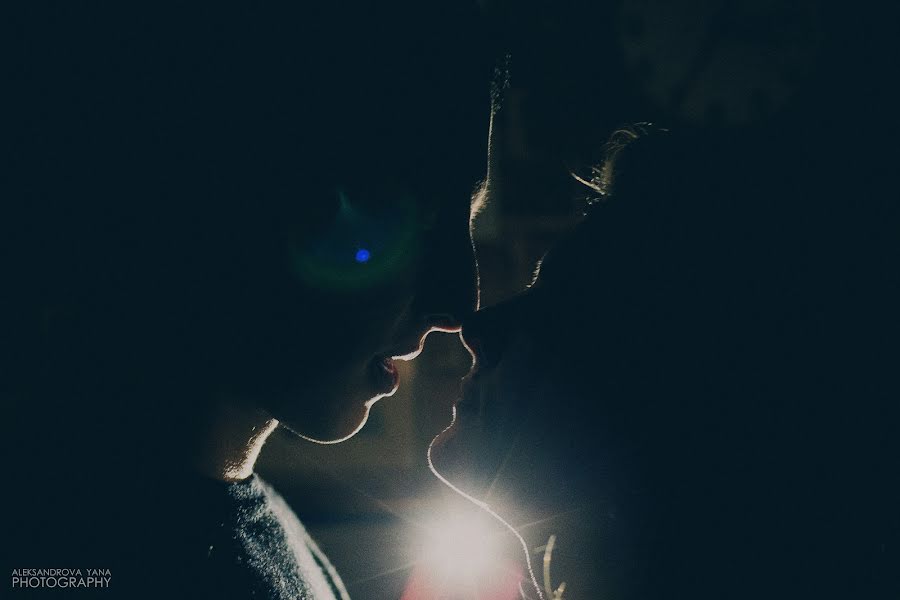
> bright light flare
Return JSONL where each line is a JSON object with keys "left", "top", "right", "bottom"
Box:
{"left": 426, "top": 408, "right": 544, "bottom": 599}
{"left": 421, "top": 510, "right": 501, "bottom": 582}
{"left": 404, "top": 506, "right": 523, "bottom": 599}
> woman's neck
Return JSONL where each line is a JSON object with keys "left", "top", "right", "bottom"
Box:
{"left": 190, "top": 399, "right": 279, "bottom": 482}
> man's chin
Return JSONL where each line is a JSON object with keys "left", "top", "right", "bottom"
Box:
{"left": 427, "top": 420, "right": 462, "bottom": 477}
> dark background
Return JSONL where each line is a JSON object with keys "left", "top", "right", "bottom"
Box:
{"left": 252, "top": 1, "right": 899, "bottom": 598}
{"left": 4, "top": 1, "right": 899, "bottom": 598}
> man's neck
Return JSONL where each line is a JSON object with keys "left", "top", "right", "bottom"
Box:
{"left": 191, "top": 399, "right": 279, "bottom": 482}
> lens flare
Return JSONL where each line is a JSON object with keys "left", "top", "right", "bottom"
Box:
{"left": 404, "top": 503, "right": 523, "bottom": 600}
{"left": 422, "top": 510, "right": 500, "bottom": 581}
{"left": 426, "top": 406, "right": 545, "bottom": 599}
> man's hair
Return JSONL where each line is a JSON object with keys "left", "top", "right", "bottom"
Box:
{"left": 574, "top": 122, "right": 670, "bottom": 203}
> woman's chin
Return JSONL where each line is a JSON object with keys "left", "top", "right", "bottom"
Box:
{"left": 318, "top": 404, "right": 374, "bottom": 444}
{"left": 276, "top": 389, "right": 375, "bottom": 444}
{"left": 275, "top": 357, "right": 402, "bottom": 443}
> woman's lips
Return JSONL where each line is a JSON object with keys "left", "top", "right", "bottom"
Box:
{"left": 369, "top": 355, "right": 400, "bottom": 396}
{"left": 371, "top": 318, "right": 464, "bottom": 397}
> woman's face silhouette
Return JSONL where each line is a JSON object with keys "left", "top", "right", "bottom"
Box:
{"left": 254, "top": 190, "right": 477, "bottom": 442}
{"left": 9, "top": 1, "right": 488, "bottom": 448}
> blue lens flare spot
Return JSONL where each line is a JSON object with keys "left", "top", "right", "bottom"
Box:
{"left": 355, "top": 248, "right": 371, "bottom": 263}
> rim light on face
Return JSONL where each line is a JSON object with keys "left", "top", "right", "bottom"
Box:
{"left": 427, "top": 406, "right": 546, "bottom": 599}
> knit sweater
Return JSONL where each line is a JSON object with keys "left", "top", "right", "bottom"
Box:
{"left": 173, "top": 474, "right": 350, "bottom": 600}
